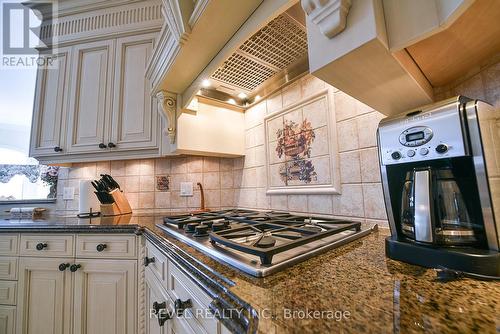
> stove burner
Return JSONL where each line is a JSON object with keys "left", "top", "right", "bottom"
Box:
{"left": 162, "top": 210, "right": 365, "bottom": 268}
{"left": 194, "top": 224, "right": 209, "bottom": 237}
{"left": 254, "top": 235, "right": 276, "bottom": 248}
{"left": 300, "top": 226, "right": 323, "bottom": 233}
{"left": 212, "top": 221, "right": 228, "bottom": 232}
{"left": 272, "top": 231, "right": 303, "bottom": 239}
{"left": 185, "top": 222, "right": 199, "bottom": 233}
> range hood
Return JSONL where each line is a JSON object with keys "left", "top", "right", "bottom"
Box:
{"left": 198, "top": 4, "right": 308, "bottom": 108}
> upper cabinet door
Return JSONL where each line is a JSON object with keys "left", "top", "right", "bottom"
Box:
{"left": 67, "top": 40, "right": 114, "bottom": 154}
{"left": 111, "top": 34, "right": 158, "bottom": 151}
{"left": 30, "top": 47, "right": 71, "bottom": 157}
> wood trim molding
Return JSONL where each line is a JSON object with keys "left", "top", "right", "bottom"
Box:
{"left": 38, "top": 0, "right": 163, "bottom": 46}
{"left": 145, "top": 24, "right": 181, "bottom": 92}
{"left": 156, "top": 91, "right": 177, "bottom": 144}
{"left": 301, "top": 0, "right": 351, "bottom": 38}
{"left": 162, "top": 0, "right": 194, "bottom": 44}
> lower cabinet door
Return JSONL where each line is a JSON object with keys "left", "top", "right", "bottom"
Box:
{"left": 145, "top": 268, "right": 203, "bottom": 334}
{"left": 0, "top": 305, "right": 16, "bottom": 334}
{"left": 73, "top": 259, "right": 137, "bottom": 334}
{"left": 17, "top": 257, "right": 74, "bottom": 334}
{"left": 145, "top": 268, "right": 169, "bottom": 334}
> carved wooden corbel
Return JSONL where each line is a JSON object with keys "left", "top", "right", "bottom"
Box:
{"left": 156, "top": 91, "right": 177, "bottom": 144}
{"left": 301, "top": 0, "right": 351, "bottom": 38}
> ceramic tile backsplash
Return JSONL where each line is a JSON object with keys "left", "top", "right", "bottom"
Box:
{"left": 236, "top": 74, "right": 389, "bottom": 227}
{"left": 56, "top": 156, "right": 239, "bottom": 215}
{"left": 55, "top": 75, "right": 404, "bottom": 226}
{"left": 434, "top": 57, "right": 500, "bottom": 108}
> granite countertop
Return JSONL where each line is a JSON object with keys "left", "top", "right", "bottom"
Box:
{"left": 0, "top": 214, "right": 499, "bottom": 333}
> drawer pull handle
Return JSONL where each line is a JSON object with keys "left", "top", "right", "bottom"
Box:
{"left": 58, "top": 263, "right": 70, "bottom": 271}
{"left": 144, "top": 256, "right": 155, "bottom": 267}
{"left": 152, "top": 301, "right": 172, "bottom": 327}
{"left": 36, "top": 243, "right": 48, "bottom": 250}
{"left": 98, "top": 143, "right": 107, "bottom": 149}
{"left": 70, "top": 264, "right": 81, "bottom": 272}
{"left": 107, "top": 142, "right": 116, "bottom": 148}
{"left": 174, "top": 298, "right": 192, "bottom": 316}
{"left": 96, "top": 244, "right": 107, "bottom": 252}
{"left": 53, "top": 146, "right": 63, "bottom": 152}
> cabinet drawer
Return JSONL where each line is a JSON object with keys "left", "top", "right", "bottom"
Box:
{"left": 0, "top": 258, "right": 17, "bottom": 280}
{"left": 0, "top": 305, "right": 16, "bottom": 334}
{"left": 20, "top": 234, "right": 74, "bottom": 257}
{"left": 0, "top": 281, "right": 17, "bottom": 305}
{"left": 76, "top": 234, "right": 137, "bottom": 258}
{"left": 168, "top": 261, "right": 217, "bottom": 334}
{"left": 145, "top": 241, "right": 168, "bottom": 284}
{"left": 0, "top": 235, "right": 19, "bottom": 256}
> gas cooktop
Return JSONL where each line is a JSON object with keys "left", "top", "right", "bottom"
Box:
{"left": 157, "top": 209, "right": 376, "bottom": 277}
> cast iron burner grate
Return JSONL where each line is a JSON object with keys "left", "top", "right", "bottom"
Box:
{"left": 209, "top": 219, "right": 361, "bottom": 265}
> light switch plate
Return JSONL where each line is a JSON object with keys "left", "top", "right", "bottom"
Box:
{"left": 180, "top": 182, "right": 193, "bottom": 196}
{"left": 63, "top": 187, "right": 75, "bottom": 200}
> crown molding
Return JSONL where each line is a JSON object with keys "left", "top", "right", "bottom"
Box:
{"left": 36, "top": 0, "right": 163, "bottom": 46}
{"left": 162, "top": 0, "right": 194, "bottom": 44}
{"left": 301, "top": 0, "right": 351, "bottom": 38}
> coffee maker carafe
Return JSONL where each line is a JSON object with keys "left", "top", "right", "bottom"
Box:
{"left": 378, "top": 96, "right": 500, "bottom": 277}
{"left": 400, "top": 167, "right": 476, "bottom": 245}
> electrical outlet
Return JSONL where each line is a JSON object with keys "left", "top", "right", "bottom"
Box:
{"left": 63, "top": 187, "right": 75, "bottom": 200}
{"left": 180, "top": 182, "right": 193, "bottom": 196}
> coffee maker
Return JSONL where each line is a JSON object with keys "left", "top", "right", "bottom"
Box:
{"left": 377, "top": 96, "right": 500, "bottom": 277}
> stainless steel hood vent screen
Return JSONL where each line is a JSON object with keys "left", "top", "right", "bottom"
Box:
{"left": 211, "top": 13, "right": 307, "bottom": 93}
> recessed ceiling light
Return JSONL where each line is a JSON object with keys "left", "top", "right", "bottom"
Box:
{"left": 227, "top": 98, "right": 236, "bottom": 105}
{"left": 255, "top": 95, "right": 261, "bottom": 101}
{"left": 238, "top": 92, "right": 247, "bottom": 99}
{"left": 202, "top": 79, "right": 211, "bottom": 88}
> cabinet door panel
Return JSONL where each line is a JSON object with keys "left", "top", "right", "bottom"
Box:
{"left": 17, "top": 257, "right": 73, "bottom": 334}
{"left": 73, "top": 259, "right": 137, "bottom": 334}
{"left": 67, "top": 40, "right": 114, "bottom": 153}
{"left": 30, "top": 48, "right": 71, "bottom": 157}
{"left": 111, "top": 34, "right": 157, "bottom": 151}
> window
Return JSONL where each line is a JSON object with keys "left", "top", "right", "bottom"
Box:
{"left": 0, "top": 64, "right": 58, "bottom": 202}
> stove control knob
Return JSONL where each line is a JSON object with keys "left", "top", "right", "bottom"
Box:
{"left": 391, "top": 151, "right": 402, "bottom": 160}
{"left": 436, "top": 144, "right": 448, "bottom": 154}
{"left": 419, "top": 148, "right": 429, "bottom": 156}
{"left": 407, "top": 150, "right": 416, "bottom": 157}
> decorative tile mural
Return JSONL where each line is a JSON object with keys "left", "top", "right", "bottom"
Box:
{"left": 264, "top": 88, "right": 340, "bottom": 194}
{"left": 155, "top": 175, "right": 170, "bottom": 191}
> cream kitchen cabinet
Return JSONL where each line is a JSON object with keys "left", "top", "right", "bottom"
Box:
{"left": 16, "top": 257, "right": 137, "bottom": 334}
{"left": 31, "top": 32, "right": 164, "bottom": 164}
{"left": 0, "top": 233, "right": 139, "bottom": 334}
{"left": 16, "top": 257, "right": 74, "bottom": 334}
{"left": 66, "top": 39, "right": 114, "bottom": 155}
{"left": 29, "top": 47, "right": 72, "bottom": 157}
{"left": 0, "top": 305, "right": 16, "bottom": 334}
{"left": 144, "top": 241, "right": 229, "bottom": 334}
{"left": 73, "top": 259, "right": 137, "bottom": 334}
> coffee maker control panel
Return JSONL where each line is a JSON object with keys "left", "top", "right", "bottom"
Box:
{"left": 378, "top": 104, "right": 468, "bottom": 166}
